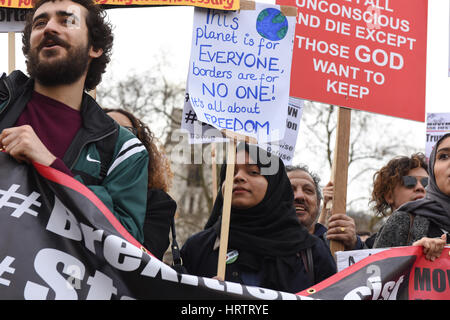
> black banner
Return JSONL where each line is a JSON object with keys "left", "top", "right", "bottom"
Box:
{"left": 1, "top": 152, "right": 449, "bottom": 300}
{"left": 0, "top": 152, "right": 306, "bottom": 300}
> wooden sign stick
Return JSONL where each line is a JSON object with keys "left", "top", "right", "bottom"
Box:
{"left": 216, "top": 130, "right": 257, "bottom": 280}
{"left": 211, "top": 143, "right": 218, "bottom": 203}
{"left": 329, "top": 107, "right": 351, "bottom": 257}
{"left": 216, "top": 137, "right": 236, "bottom": 280}
{"left": 8, "top": 32, "right": 15, "bottom": 74}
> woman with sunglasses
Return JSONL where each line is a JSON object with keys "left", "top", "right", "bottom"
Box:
{"left": 363, "top": 152, "right": 429, "bottom": 248}
{"left": 371, "top": 152, "right": 429, "bottom": 218}
{"left": 104, "top": 108, "right": 176, "bottom": 261}
{"left": 373, "top": 134, "right": 450, "bottom": 261}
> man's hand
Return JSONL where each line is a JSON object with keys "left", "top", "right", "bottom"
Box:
{"left": 413, "top": 234, "right": 447, "bottom": 261}
{"left": 326, "top": 213, "right": 358, "bottom": 250}
{"left": 0, "top": 125, "right": 56, "bottom": 166}
{"left": 318, "top": 181, "right": 334, "bottom": 225}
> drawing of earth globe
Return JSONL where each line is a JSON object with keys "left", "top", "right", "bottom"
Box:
{"left": 256, "top": 8, "right": 288, "bottom": 41}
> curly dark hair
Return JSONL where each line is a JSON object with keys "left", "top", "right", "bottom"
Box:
{"left": 22, "top": 0, "right": 113, "bottom": 91}
{"left": 370, "top": 153, "right": 428, "bottom": 217}
{"left": 103, "top": 108, "right": 173, "bottom": 192}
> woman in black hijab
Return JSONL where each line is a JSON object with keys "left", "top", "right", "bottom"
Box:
{"left": 374, "top": 133, "right": 450, "bottom": 260}
{"left": 180, "top": 143, "right": 336, "bottom": 293}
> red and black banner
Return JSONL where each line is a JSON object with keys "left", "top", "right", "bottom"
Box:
{"left": 298, "top": 243, "right": 450, "bottom": 300}
{"left": 0, "top": 152, "right": 448, "bottom": 300}
{"left": 0, "top": 152, "right": 305, "bottom": 300}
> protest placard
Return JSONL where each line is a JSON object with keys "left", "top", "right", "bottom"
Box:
{"left": 0, "top": 7, "right": 25, "bottom": 32}
{"left": 336, "top": 248, "right": 388, "bottom": 272}
{"left": 276, "top": 0, "right": 428, "bottom": 122}
{"left": 181, "top": 89, "right": 228, "bottom": 144}
{"left": 181, "top": 93, "right": 304, "bottom": 165}
{"left": 187, "top": 3, "right": 297, "bottom": 143}
{"left": 426, "top": 113, "right": 450, "bottom": 160}
{"left": 259, "top": 96, "right": 303, "bottom": 165}
{"left": 0, "top": 0, "right": 238, "bottom": 10}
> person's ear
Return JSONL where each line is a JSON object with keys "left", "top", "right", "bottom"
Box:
{"left": 384, "top": 192, "right": 394, "bottom": 206}
{"left": 89, "top": 47, "right": 103, "bottom": 59}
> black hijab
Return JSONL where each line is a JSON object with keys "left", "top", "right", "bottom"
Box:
{"left": 398, "top": 133, "right": 450, "bottom": 232}
{"left": 204, "top": 143, "right": 316, "bottom": 291}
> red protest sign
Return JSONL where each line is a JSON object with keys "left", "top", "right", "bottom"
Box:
{"left": 276, "top": 0, "right": 428, "bottom": 122}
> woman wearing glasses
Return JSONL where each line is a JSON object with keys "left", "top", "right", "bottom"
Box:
{"left": 371, "top": 152, "right": 429, "bottom": 218}
{"left": 373, "top": 134, "right": 450, "bottom": 261}
{"left": 362, "top": 153, "right": 429, "bottom": 248}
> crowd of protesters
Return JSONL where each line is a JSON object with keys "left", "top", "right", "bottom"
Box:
{"left": 0, "top": 0, "right": 448, "bottom": 297}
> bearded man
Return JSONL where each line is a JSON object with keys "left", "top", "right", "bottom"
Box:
{"left": 0, "top": 0, "right": 149, "bottom": 243}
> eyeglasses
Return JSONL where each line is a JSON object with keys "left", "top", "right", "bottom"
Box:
{"left": 123, "top": 126, "right": 138, "bottom": 136}
{"left": 402, "top": 176, "right": 428, "bottom": 189}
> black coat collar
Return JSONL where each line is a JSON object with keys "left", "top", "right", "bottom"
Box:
{"left": 0, "top": 70, "right": 117, "bottom": 168}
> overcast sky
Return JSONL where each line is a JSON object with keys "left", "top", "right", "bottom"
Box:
{"left": 0, "top": 0, "right": 448, "bottom": 212}
{"left": 0, "top": 0, "right": 448, "bottom": 114}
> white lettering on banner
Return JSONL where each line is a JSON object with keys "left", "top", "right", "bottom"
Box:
{"left": 15, "top": 191, "right": 312, "bottom": 300}
{"left": 246, "top": 287, "right": 279, "bottom": 300}
{"left": 354, "top": 45, "right": 404, "bottom": 70}
{"left": 225, "top": 281, "right": 244, "bottom": 295}
{"left": 0, "top": 184, "right": 41, "bottom": 219}
{"left": 326, "top": 79, "right": 369, "bottom": 99}
{"left": 343, "top": 264, "right": 405, "bottom": 301}
{"left": 336, "top": 248, "right": 388, "bottom": 271}
{"left": 24, "top": 249, "right": 85, "bottom": 300}
{"left": 203, "top": 278, "right": 225, "bottom": 291}
{"left": 86, "top": 271, "right": 118, "bottom": 300}
{"left": 140, "top": 255, "right": 179, "bottom": 283}
{"left": 0, "top": 256, "right": 16, "bottom": 286}
{"left": 80, "top": 224, "right": 104, "bottom": 255}
{"left": 23, "top": 248, "right": 130, "bottom": 300}
{"left": 66, "top": 264, "right": 82, "bottom": 290}
{"left": 46, "top": 197, "right": 82, "bottom": 241}
{"left": 180, "top": 273, "right": 200, "bottom": 286}
{"left": 103, "top": 235, "right": 142, "bottom": 272}
{"left": 354, "top": 25, "right": 417, "bottom": 50}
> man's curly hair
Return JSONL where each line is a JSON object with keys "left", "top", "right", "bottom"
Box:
{"left": 103, "top": 108, "right": 173, "bottom": 192}
{"left": 22, "top": 0, "right": 113, "bottom": 91}
{"left": 370, "top": 153, "right": 428, "bottom": 217}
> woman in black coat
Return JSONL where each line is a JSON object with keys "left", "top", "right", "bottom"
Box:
{"left": 181, "top": 143, "right": 336, "bottom": 293}
{"left": 105, "top": 108, "right": 176, "bottom": 261}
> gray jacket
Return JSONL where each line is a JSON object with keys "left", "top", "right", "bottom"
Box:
{"left": 373, "top": 210, "right": 430, "bottom": 248}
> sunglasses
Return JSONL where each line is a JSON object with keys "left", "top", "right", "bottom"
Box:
{"left": 123, "top": 126, "right": 138, "bottom": 136}
{"left": 402, "top": 176, "right": 428, "bottom": 189}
